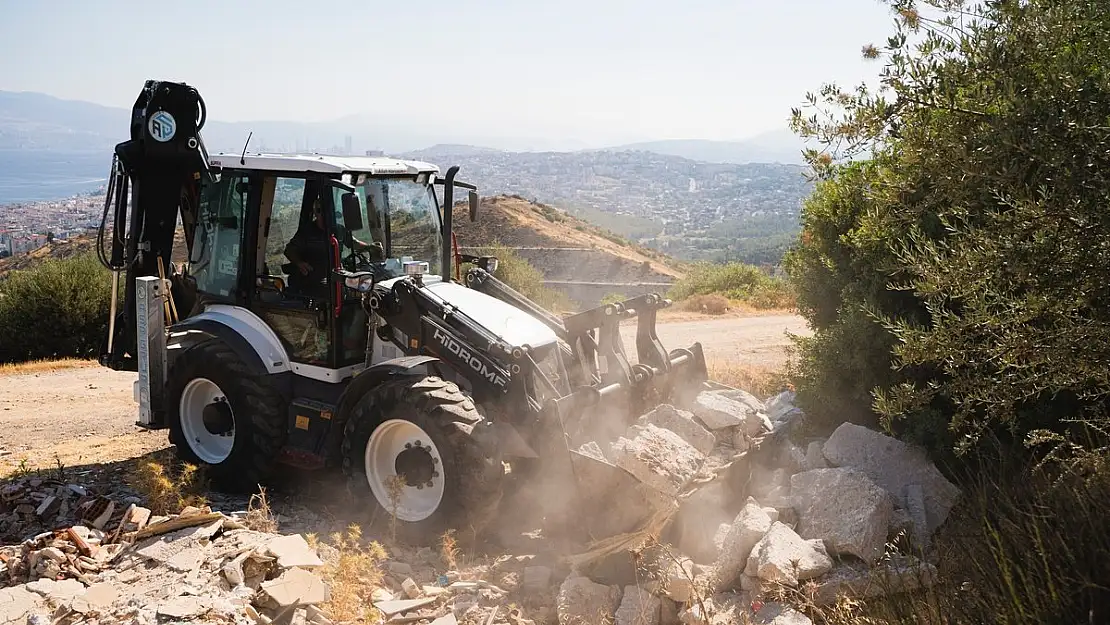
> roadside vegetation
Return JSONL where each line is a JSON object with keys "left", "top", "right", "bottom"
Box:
{"left": 781, "top": 0, "right": 1110, "bottom": 621}
{"left": 461, "top": 241, "right": 575, "bottom": 313}
{"left": 0, "top": 251, "right": 113, "bottom": 364}
{"left": 667, "top": 261, "right": 796, "bottom": 313}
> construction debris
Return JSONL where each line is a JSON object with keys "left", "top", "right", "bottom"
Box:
{"left": 2, "top": 384, "right": 955, "bottom": 625}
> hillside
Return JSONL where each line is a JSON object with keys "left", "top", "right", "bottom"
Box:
{"left": 0, "top": 235, "right": 97, "bottom": 278}
{"left": 0, "top": 231, "right": 188, "bottom": 280}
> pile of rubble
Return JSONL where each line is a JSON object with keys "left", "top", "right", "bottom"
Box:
{"left": 0, "top": 497, "right": 544, "bottom": 625}
{"left": 549, "top": 386, "right": 958, "bottom": 625}
{"left": 0, "top": 383, "right": 960, "bottom": 625}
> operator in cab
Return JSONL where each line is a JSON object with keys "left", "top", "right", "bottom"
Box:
{"left": 283, "top": 195, "right": 375, "bottom": 296}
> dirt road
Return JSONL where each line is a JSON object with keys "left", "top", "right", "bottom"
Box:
{"left": 0, "top": 313, "right": 808, "bottom": 474}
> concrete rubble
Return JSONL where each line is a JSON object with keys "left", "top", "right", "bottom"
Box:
{"left": 2, "top": 384, "right": 958, "bottom": 625}
{"left": 548, "top": 386, "right": 956, "bottom": 625}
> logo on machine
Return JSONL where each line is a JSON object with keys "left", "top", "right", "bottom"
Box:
{"left": 432, "top": 327, "right": 508, "bottom": 388}
{"left": 148, "top": 111, "right": 177, "bottom": 142}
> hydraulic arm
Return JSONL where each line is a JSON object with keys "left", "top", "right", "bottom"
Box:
{"left": 97, "top": 80, "right": 210, "bottom": 370}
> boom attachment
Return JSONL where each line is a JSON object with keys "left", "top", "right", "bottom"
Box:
{"left": 97, "top": 80, "right": 210, "bottom": 371}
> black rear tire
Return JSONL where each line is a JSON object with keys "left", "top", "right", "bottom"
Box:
{"left": 166, "top": 338, "right": 287, "bottom": 493}
{"left": 341, "top": 375, "right": 505, "bottom": 545}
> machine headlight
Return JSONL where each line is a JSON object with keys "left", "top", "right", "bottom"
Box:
{"left": 481, "top": 256, "right": 499, "bottom": 274}
{"left": 403, "top": 260, "right": 429, "bottom": 277}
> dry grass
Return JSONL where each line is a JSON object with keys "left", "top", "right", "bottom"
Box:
{"left": 679, "top": 293, "right": 731, "bottom": 315}
{"left": 310, "top": 524, "right": 389, "bottom": 624}
{"left": 706, "top": 359, "right": 789, "bottom": 399}
{"left": 127, "top": 453, "right": 207, "bottom": 515}
{"left": 0, "top": 357, "right": 97, "bottom": 376}
{"left": 440, "top": 529, "right": 460, "bottom": 570}
{"left": 244, "top": 487, "right": 279, "bottom": 533}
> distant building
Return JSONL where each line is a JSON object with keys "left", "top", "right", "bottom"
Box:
{"left": 365, "top": 150, "right": 384, "bottom": 157}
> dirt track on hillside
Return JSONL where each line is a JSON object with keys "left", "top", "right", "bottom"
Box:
{"left": 0, "top": 314, "right": 809, "bottom": 475}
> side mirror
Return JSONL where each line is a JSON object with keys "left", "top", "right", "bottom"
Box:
{"left": 341, "top": 192, "right": 363, "bottom": 230}
{"left": 469, "top": 191, "right": 479, "bottom": 222}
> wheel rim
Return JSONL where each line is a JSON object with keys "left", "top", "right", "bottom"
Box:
{"left": 365, "top": 418, "right": 445, "bottom": 523}
{"left": 179, "top": 377, "right": 236, "bottom": 464}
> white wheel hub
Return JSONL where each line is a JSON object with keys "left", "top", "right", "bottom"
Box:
{"left": 179, "top": 377, "right": 236, "bottom": 464}
{"left": 365, "top": 418, "right": 445, "bottom": 523}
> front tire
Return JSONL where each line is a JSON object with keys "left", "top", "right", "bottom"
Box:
{"left": 166, "top": 338, "right": 287, "bottom": 492}
{"left": 341, "top": 375, "right": 505, "bottom": 545}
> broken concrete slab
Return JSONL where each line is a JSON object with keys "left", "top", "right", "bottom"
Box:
{"left": 0, "top": 585, "right": 48, "bottom": 624}
{"left": 265, "top": 534, "right": 325, "bottom": 569}
{"left": 822, "top": 423, "right": 961, "bottom": 535}
{"left": 610, "top": 424, "right": 704, "bottom": 497}
{"left": 790, "top": 468, "right": 894, "bottom": 564}
{"left": 557, "top": 575, "right": 622, "bottom": 625}
{"left": 638, "top": 404, "right": 717, "bottom": 456}
{"left": 261, "top": 567, "right": 330, "bottom": 607}
{"left": 746, "top": 522, "right": 833, "bottom": 586}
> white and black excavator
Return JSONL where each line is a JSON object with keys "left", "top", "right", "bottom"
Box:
{"left": 95, "top": 79, "right": 709, "bottom": 542}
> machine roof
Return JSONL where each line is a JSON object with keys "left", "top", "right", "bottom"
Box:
{"left": 207, "top": 152, "right": 439, "bottom": 176}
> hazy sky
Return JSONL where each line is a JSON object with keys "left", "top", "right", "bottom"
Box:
{"left": 1, "top": 0, "right": 895, "bottom": 147}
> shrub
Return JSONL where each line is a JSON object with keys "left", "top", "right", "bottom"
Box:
{"left": 679, "top": 293, "right": 730, "bottom": 315}
{"left": 668, "top": 262, "right": 796, "bottom": 310}
{"left": 0, "top": 252, "right": 115, "bottom": 364}
{"left": 786, "top": 0, "right": 1110, "bottom": 458}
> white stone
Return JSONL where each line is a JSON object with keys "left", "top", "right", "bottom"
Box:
{"left": 557, "top": 575, "right": 622, "bottom": 625}
{"left": 610, "top": 424, "right": 704, "bottom": 496}
{"left": 615, "top": 585, "right": 661, "bottom": 625}
{"left": 823, "top": 423, "right": 960, "bottom": 534}
{"left": 638, "top": 404, "right": 717, "bottom": 455}
{"left": 790, "top": 468, "right": 894, "bottom": 564}
{"left": 711, "top": 498, "right": 772, "bottom": 592}
{"left": 691, "top": 392, "right": 749, "bottom": 430}
{"left": 747, "top": 522, "right": 833, "bottom": 586}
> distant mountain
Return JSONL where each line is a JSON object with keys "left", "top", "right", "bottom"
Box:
{"left": 604, "top": 129, "right": 808, "bottom": 165}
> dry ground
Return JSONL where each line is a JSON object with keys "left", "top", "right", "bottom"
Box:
{"left": 0, "top": 312, "right": 808, "bottom": 476}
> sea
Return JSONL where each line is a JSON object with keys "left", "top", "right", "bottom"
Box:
{"left": 0, "top": 150, "right": 113, "bottom": 205}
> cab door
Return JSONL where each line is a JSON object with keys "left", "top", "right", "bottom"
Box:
{"left": 189, "top": 172, "right": 255, "bottom": 304}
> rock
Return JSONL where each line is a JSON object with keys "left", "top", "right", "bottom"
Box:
{"left": 157, "top": 596, "right": 206, "bottom": 619}
{"left": 904, "top": 483, "right": 930, "bottom": 550}
{"left": 387, "top": 561, "right": 414, "bottom": 577}
{"left": 752, "top": 602, "right": 813, "bottom": 625}
{"left": 789, "top": 468, "right": 894, "bottom": 564}
{"left": 615, "top": 585, "right": 661, "bottom": 625}
{"left": 402, "top": 577, "right": 421, "bottom": 598}
{"left": 823, "top": 423, "right": 961, "bottom": 534}
{"left": 261, "top": 567, "right": 330, "bottom": 607}
{"left": 557, "top": 575, "right": 621, "bottom": 625}
{"left": 805, "top": 442, "right": 827, "bottom": 470}
{"left": 693, "top": 392, "right": 767, "bottom": 436}
{"left": 677, "top": 592, "right": 752, "bottom": 625}
{"left": 746, "top": 522, "right": 833, "bottom": 586}
{"left": 610, "top": 424, "right": 704, "bottom": 497}
{"left": 638, "top": 405, "right": 717, "bottom": 456}
{"left": 763, "top": 391, "right": 795, "bottom": 422}
{"left": 711, "top": 498, "right": 773, "bottom": 592}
